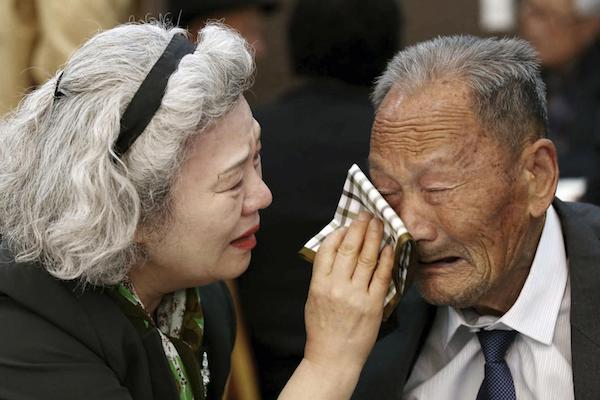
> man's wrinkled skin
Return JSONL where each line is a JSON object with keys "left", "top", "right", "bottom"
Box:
{"left": 369, "top": 80, "right": 558, "bottom": 315}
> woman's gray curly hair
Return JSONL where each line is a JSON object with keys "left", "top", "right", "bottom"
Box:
{"left": 0, "top": 21, "right": 255, "bottom": 286}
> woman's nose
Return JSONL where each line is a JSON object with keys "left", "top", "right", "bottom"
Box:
{"left": 243, "top": 173, "right": 272, "bottom": 215}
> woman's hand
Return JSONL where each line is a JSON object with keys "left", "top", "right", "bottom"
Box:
{"left": 279, "top": 212, "right": 394, "bottom": 400}
{"left": 304, "top": 211, "right": 393, "bottom": 371}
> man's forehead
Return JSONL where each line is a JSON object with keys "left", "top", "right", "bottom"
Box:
{"left": 372, "top": 85, "right": 481, "bottom": 154}
{"left": 368, "top": 81, "right": 499, "bottom": 178}
{"left": 375, "top": 80, "right": 473, "bottom": 120}
{"left": 376, "top": 85, "right": 408, "bottom": 118}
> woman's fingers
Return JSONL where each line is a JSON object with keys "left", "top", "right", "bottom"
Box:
{"left": 313, "top": 211, "right": 391, "bottom": 293}
{"left": 351, "top": 217, "right": 384, "bottom": 287}
{"left": 330, "top": 212, "right": 372, "bottom": 281}
{"left": 313, "top": 226, "right": 348, "bottom": 277}
{"left": 303, "top": 217, "right": 394, "bottom": 379}
{"left": 369, "top": 244, "right": 394, "bottom": 298}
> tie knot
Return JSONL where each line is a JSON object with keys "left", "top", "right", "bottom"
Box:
{"left": 477, "top": 329, "right": 517, "bottom": 363}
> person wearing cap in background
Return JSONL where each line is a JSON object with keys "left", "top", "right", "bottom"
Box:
{"left": 236, "top": 0, "right": 403, "bottom": 397}
{"left": 519, "top": 0, "right": 600, "bottom": 204}
{"left": 166, "top": 0, "right": 278, "bottom": 59}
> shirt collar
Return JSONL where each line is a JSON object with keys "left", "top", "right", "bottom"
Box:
{"left": 443, "top": 205, "right": 568, "bottom": 347}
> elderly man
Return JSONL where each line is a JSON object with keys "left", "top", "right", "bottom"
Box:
{"left": 351, "top": 36, "right": 600, "bottom": 400}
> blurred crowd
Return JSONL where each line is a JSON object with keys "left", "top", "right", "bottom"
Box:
{"left": 1, "top": 0, "right": 599, "bottom": 399}
{"left": 519, "top": 0, "right": 600, "bottom": 203}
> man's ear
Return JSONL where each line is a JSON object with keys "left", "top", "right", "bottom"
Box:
{"left": 521, "top": 138, "right": 559, "bottom": 218}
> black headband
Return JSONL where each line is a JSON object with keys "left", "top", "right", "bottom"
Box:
{"left": 113, "top": 33, "right": 197, "bottom": 158}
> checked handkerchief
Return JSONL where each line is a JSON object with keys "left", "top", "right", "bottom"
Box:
{"left": 299, "top": 164, "right": 416, "bottom": 320}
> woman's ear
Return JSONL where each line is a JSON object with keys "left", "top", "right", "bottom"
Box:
{"left": 521, "top": 138, "right": 559, "bottom": 218}
{"left": 134, "top": 226, "right": 146, "bottom": 245}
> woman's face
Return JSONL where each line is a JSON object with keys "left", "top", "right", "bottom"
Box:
{"left": 137, "top": 96, "right": 272, "bottom": 291}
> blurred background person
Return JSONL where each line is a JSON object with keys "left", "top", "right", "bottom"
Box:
{"left": 519, "top": 0, "right": 600, "bottom": 204}
{"left": 0, "top": 0, "right": 148, "bottom": 117}
{"left": 165, "top": 0, "right": 279, "bottom": 59}
{"left": 236, "top": 0, "right": 403, "bottom": 398}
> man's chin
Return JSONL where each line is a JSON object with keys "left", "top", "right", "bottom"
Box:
{"left": 416, "top": 278, "right": 486, "bottom": 309}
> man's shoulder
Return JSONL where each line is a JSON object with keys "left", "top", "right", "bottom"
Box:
{"left": 554, "top": 200, "right": 600, "bottom": 237}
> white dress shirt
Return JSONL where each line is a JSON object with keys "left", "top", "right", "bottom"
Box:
{"left": 404, "top": 206, "right": 573, "bottom": 400}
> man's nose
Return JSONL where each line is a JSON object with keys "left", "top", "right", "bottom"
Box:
{"left": 396, "top": 195, "right": 437, "bottom": 242}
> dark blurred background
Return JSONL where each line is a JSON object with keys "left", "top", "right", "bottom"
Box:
{"left": 250, "top": 0, "right": 489, "bottom": 107}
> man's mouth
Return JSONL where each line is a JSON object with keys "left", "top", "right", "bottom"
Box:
{"left": 419, "top": 256, "right": 462, "bottom": 268}
{"left": 230, "top": 225, "right": 260, "bottom": 251}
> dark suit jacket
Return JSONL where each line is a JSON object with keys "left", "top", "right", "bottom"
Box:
{"left": 352, "top": 199, "right": 600, "bottom": 400}
{"left": 0, "top": 247, "right": 236, "bottom": 400}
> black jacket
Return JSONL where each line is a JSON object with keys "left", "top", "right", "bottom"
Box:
{"left": 0, "top": 247, "right": 236, "bottom": 400}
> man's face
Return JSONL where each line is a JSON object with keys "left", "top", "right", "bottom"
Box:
{"left": 369, "top": 81, "right": 533, "bottom": 309}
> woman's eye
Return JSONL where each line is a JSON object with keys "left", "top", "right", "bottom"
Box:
{"left": 229, "top": 179, "right": 244, "bottom": 191}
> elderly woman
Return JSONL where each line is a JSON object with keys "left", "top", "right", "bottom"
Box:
{"left": 0, "top": 22, "right": 393, "bottom": 400}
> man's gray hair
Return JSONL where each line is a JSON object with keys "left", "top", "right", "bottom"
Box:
{"left": 0, "top": 22, "right": 254, "bottom": 286}
{"left": 576, "top": 0, "right": 600, "bottom": 17}
{"left": 372, "top": 35, "right": 548, "bottom": 154}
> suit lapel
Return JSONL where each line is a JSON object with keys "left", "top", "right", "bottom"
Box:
{"left": 554, "top": 199, "right": 600, "bottom": 400}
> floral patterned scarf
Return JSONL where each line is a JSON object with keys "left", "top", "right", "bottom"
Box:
{"left": 113, "top": 282, "right": 209, "bottom": 400}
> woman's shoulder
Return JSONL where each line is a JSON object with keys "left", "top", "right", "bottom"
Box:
{"left": 0, "top": 247, "right": 129, "bottom": 341}
{"left": 0, "top": 249, "right": 151, "bottom": 399}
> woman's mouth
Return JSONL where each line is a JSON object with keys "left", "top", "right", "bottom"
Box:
{"left": 231, "top": 225, "right": 259, "bottom": 250}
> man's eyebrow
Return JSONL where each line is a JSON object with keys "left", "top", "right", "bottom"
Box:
{"left": 367, "top": 157, "right": 384, "bottom": 172}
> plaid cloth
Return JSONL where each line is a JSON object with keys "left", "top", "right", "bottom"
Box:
{"left": 299, "top": 164, "right": 416, "bottom": 319}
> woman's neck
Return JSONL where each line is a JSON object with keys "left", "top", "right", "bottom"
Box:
{"left": 127, "top": 265, "right": 166, "bottom": 316}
